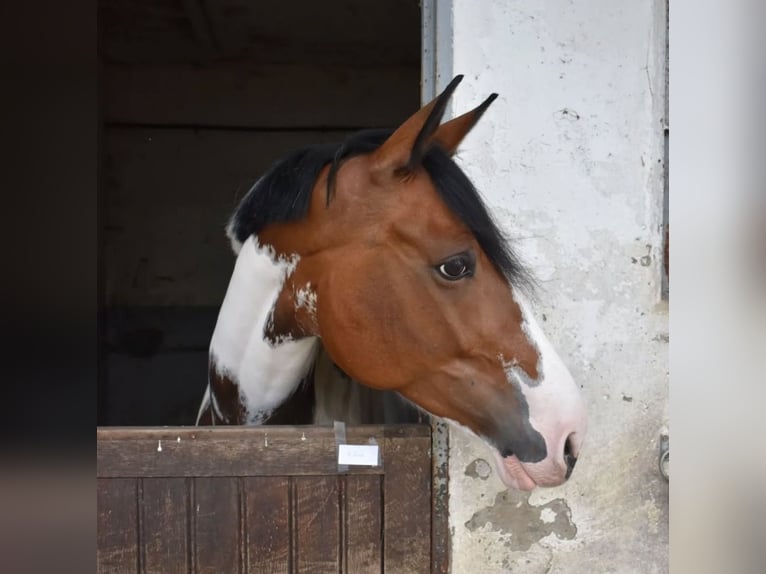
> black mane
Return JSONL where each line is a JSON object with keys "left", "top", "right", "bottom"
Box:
{"left": 229, "top": 129, "right": 531, "bottom": 287}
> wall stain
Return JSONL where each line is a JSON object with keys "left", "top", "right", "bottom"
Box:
{"left": 464, "top": 490, "right": 577, "bottom": 551}
{"left": 465, "top": 458, "right": 492, "bottom": 480}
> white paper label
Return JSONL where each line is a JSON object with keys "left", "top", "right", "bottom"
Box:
{"left": 338, "top": 444, "right": 379, "bottom": 466}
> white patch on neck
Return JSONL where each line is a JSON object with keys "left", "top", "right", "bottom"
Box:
{"left": 294, "top": 282, "right": 318, "bottom": 322}
{"left": 207, "top": 235, "right": 318, "bottom": 423}
{"left": 225, "top": 217, "right": 243, "bottom": 255}
{"left": 195, "top": 385, "right": 211, "bottom": 424}
{"left": 209, "top": 391, "right": 224, "bottom": 419}
{"left": 225, "top": 177, "right": 264, "bottom": 256}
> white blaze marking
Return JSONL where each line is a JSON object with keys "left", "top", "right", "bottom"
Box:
{"left": 504, "top": 288, "right": 587, "bottom": 463}
{"left": 205, "top": 235, "right": 318, "bottom": 424}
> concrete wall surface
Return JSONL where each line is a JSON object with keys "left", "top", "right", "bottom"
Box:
{"left": 444, "top": 1, "right": 669, "bottom": 572}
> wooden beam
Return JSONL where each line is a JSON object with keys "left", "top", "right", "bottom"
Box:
{"left": 103, "top": 63, "right": 420, "bottom": 128}
{"left": 97, "top": 425, "right": 429, "bottom": 478}
{"left": 182, "top": 0, "right": 216, "bottom": 61}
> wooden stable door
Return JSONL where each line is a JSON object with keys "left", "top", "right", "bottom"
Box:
{"left": 97, "top": 426, "right": 439, "bottom": 574}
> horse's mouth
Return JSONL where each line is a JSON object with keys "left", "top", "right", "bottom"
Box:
{"left": 492, "top": 450, "right": 537, "bottom": 491}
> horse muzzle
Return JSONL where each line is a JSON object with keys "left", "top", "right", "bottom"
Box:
{"left": 492, "top": 428, "right": 584, "bottom": 490}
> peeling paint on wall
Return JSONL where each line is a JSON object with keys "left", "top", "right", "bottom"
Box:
{"left": 465, "top": 458, "right": 492, "bottom": 480}
{"left": 465, "top": 490, "right": 577, "bottom": 552}
{"left": 445, "top": 0, "right": 669, "bottom": 572}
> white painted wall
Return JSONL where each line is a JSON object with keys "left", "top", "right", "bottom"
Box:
{"left": 442, "top": 1, "right": 668, "bottom": 572}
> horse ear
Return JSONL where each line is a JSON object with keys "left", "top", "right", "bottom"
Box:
{"left": 428, "top": 93, "right": 498, "bottom": 156}
{"left": 371, "top": 75, "right": 464, "bottom": 176}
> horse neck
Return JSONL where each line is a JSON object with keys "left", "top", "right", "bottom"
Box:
{"left": 200, "top": 235, "right": 319, "bottom": 424}
{"left": 311, "top": 346, "right": 425, "bottom": 425}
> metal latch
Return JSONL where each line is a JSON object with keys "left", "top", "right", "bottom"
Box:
{"left": 658, "top": 430, "right": 669, "bottom": 481}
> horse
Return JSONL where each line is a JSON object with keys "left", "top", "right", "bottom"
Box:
{"left": 196, "top": 75, "right": 587, "bottom": 491}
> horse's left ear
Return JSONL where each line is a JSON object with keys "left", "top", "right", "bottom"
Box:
{"left": 428, "top": 93, "right": 498, "bottom": 156}
{"left": 371, "top": 75, "right": 464, "bottom": 176}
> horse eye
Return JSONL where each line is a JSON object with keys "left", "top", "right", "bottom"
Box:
{"left": 437, "top": 256, "right": 473, "bottom": 281}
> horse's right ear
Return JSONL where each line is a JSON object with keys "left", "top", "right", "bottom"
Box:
{"left": 370, "top": 75, "right": 464, "bottom": 177}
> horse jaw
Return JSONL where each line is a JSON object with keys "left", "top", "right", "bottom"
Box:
{"left": 201, "top": 235, "right": 319, "bottom": 424}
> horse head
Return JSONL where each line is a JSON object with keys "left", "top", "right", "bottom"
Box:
{"left": 201, "top": 76, "right": 587, "bottom": 490}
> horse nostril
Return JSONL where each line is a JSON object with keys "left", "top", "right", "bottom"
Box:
{"left": 563, "top": 434, "right": 578, "bottom": 479}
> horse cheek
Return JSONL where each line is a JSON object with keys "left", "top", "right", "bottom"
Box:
{"left": 317, "top": 263, "right": 420, "bottom": 389}
{"left": 314, "top": 273, "right": 395, "bottom": 389}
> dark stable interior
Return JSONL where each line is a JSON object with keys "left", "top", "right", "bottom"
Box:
{"left": 98, "top": 0, "right": 421, "bottom": 425}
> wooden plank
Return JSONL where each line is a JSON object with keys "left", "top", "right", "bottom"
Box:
{"left": 345, "top": 475, "right": 382, "bottom": 574}
{"left": 96, "top": 425, "right": 435, "bottom": 574}
{"left": 101, "top": 0, "right": 419, "bottom": 67}
{"left": 294, "top": 476, "right": 340, "bottom": 574}
{"left": 97, "top": 426, "right": 427, "bottom": 478}
{"left": 383, "top": 435, "right": 432, "bottom": 574}
{"left": 244, "top": 477, "right": 291, "bottom": 574}
{"left": 97, "top": 478, "right": 139, "bottom": 574}
{"left": 193, "top": 477, "right": 240, "bottom": 574}
{"left": 140, "top": 478, "right": 189, "bottom": 574}
{"left": 104, "top": 64, "right": 419, "bottom": 129}
{"left": 181, "top": 0, "right": 215, "bottom": 61}
{"left": 99, "top": 425, "right": 429, "bottom": 441}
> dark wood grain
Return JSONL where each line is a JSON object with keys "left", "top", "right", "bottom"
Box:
{"left": 294, "top": 476, "right": 340, "bottom": 574}
{"left": 97, "top": 478, "right": 139, "bottom": 574}
{"left": 97, "top": 426, "right": 427, "bottom": 478}
{"left": 383, "top": 435, "right": 432, "bottom": 574}
{"left": 345, "top": 475, "right": 382, "bottom": 574}
{"left": 140, "top": 478, "right": 189, "bottom": 574}
{"left": 193, "top": 477, "right": 240, "bottom": 574}
{"left": 293, "top": 476, "right": 341, "bottom": 574}
{"left": 96, "top": 425, "right": 437, "bottom": 574}
{"left": 244, "top": 476, "right": 291, "bottom": 574}
{"left": 104, "top": 64, "right": 417, "bottom": 129}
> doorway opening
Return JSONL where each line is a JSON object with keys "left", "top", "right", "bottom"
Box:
{"left": 97, "top": 0, "right": 422, "bottom": 426}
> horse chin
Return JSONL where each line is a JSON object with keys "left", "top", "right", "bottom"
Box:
{"left": 491, "top": 450, "right": 537, "bottom": 491}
